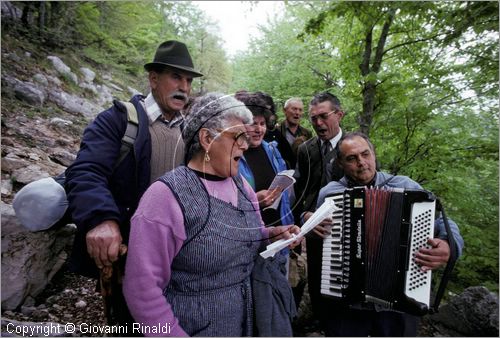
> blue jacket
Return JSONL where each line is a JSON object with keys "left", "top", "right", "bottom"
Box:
{"left": 239, "top": 140, "right": 294, "bottom": 226}
{"left": 65, "top": 94, "right": 153, "bottom": 277}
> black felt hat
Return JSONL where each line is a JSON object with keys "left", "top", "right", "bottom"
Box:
{"left": 144, "top": 40, "right": 203, "bottom": 77}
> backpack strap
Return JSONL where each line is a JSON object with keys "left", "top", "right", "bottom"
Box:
{"left": 114, "top": 100, "right": 139, "bottom": 169}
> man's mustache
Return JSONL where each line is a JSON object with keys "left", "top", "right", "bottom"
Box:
{"left": 169, "top": 91, "right": 188, "bottom": 102}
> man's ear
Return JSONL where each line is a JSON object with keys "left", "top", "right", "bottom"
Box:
{"left": 198, "top": 128, "right": 214, "bottom": 152}
{"left": 337, "top": 110, "right": 345, "bottom": 120}
{"left": 148, "top": 71, "right": 160, "bottom": 90}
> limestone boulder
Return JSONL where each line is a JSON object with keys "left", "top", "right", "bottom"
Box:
{"left": 46, "top": 56, "right": 78, "bottom": 84}
{"left": 1, "top": 202, "right": 76, "bottom": 310}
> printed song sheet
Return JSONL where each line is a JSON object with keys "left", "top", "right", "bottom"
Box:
{"left": 260, "top": 197, "right": 340, "bottom": 258}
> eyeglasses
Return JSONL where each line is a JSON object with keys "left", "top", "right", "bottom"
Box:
{"left": 215, "top": 129, "right": 250, "bottom": 146}
{"left": 309, "top": 110, "right": 337, "bottom": 123}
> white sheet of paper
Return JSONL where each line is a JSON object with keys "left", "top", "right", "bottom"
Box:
{"left": 265, "top": 170, "right": 295, "bottom": 210}
{"left": 259, "top": 197, "right": 340, "bottom": 259}
{"left": 268, "top": 169, "right": 295, "bottom": 191}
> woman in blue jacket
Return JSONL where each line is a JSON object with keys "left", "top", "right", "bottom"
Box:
{"left": 236, "top": 92, "right": 294, "bottom": 229}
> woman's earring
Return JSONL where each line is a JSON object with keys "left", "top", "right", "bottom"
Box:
{"left": 204, "top": 151, "right": 211, "bottom": 162}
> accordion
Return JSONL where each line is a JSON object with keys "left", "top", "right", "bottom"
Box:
{"left": 320, "top": 186, "right": 437, "bottom": 315}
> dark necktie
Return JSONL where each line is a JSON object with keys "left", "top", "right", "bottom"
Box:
{"left": 321, "top": 141, "right": 333, "bottom": 186}
{"left": 322, "top": 141, "right": 332, "bottom": 157}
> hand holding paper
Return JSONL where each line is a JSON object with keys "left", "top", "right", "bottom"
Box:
{"left": 260, "top": 197, "right": 340, "bottom": 259}
{"left": 265, "top": 170, "right": 296, "bottom": 210}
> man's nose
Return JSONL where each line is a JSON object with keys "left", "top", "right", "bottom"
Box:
{"left": 178, "top": 78, "right": 190, "bottom": 92}
{"left": 314, "top": 118, "right": 325, "bottom": 127}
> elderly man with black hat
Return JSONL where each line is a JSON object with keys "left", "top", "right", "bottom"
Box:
{"left": 64, "top": 40, "right": 203, "bottom": 326}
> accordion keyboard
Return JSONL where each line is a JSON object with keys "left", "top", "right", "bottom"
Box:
{"left": 320, "top": 193, "right": 350, "bottom": 298}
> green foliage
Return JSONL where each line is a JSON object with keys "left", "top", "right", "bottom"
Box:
{"left": 231, "top": 1, "right": 499, "bottom": 294}
{"left": 163, "top": 2, "right": 233, "bottom": 94}
{"left": 6, "top": 1, "right": 232, "bottom": 88}
{"left": 4, "top": 0, "right": 498, "bottom": 295}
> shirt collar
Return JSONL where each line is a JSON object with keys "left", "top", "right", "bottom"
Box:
{"left": 346, "top": 172, "right": 378, "bottom": 188}
{"left": 144, "top": 92, "right": 184, "bottom": 127}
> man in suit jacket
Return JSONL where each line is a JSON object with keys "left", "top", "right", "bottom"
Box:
{"left": 293, "top": 91, "right": 345, "bottom": 322}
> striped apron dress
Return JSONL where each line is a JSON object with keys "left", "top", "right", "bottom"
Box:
{"left": 159, "top": 166, "right": 263, "bottom": 336}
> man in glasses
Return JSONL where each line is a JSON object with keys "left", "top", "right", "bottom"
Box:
{"left": 292, "top": 91, "right": 345, "bottom": 323}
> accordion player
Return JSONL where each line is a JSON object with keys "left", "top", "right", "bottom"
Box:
{"left": 320, "top": 186, "right": 445, "bottom": 316}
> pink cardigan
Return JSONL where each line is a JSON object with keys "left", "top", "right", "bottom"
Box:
{"left": 123, "top": 176, "right": 264, "bottom": 336}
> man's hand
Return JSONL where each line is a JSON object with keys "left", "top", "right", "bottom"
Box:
{"left": 256, "top": 188, "right": 281, "bottom": 208}
{"left": 415, "top": 238, "right": 450, "bottom": 272}
{"left": 303, "top": 211, "right": 333, "bottom": 239}
{"left": 86, "top": 220, "right": 122, "bottom": 269}
{"left": 268, "top": 224, "right": 302, "bottom": 249}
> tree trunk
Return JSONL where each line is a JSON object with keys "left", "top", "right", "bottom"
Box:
{"left": 198, "top": 34, "right": 206, "bottom": 94}
{"left": 38, "top": 1, "right": 46, "bottom": 37}
{"left": 21, "top": 2, "right": 32, "bottom": 27}
{"left": 357, "top": 8, "right": 396, "bottom": 136}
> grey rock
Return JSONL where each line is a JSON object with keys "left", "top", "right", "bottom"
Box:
{"left": 1, "top": 1, "right": 22, "bottom": 20}
{"left": 33, "top": 74, "right": 49, "bottom": 87}
{"left": 20, "top": 306, "right": 36, "bottom": 316}
{"left": 11, "top": 164, "right": 51, "bottom": 184}
{"left": 52, "top": 304, "right": 63, "bottom": 311}
{"left": 128, "top": 86, "right": 141, "bottom": 96}
{"left": 1, "top": 177, "right": 13, "bottom": 197}
{"left": 23, "top": 296, "right": 36, "bottom": 307}
{"left": 79, "top": 67, "right": 95, "bottom": 83}
{"left": 28, "top": 152, "right": 41, "bottom": 161}
{"left": 50, "top": 118, "right": 73, "bottom": 127}
{"left": 1, "top": 202, "right": 76, "bottom": 310}
{"left": 109, "top": 83, "right": 123, "bottom": 92}
{"left": 79, "top": 82, "right": 98, "bottom": 94}
{"left": 1, "top": 74, "right": 21, "bottom": 89}
{"left": 48, "top": 90, "right": 99, "bottom": 120}
{"left": 46, "top": 75, "right": 62, "bottom": 87}
{"left": 5, "top": 52, "right": 21, "bottom": 63}
{"left": 14, "top": 81, "right": 45, "bottom": 106}
{"left": 46, "top": 295, "right": 59, "bottom": 305}
{"left": 31, "top": 309, "right": 49, "bottom": 321}
{"left": 74, "top": 300, "right": 87, "bottom": 308}
{"left": 47, "top": 56, "right": 78, "bottom": 84}
{"left": 47, "top": 56, "right": 70, "bottom": 74}
{"left": 425, "top": 286, "right": 499, "bottom": 337}
{"left": 95, "top": 84, "right": 113, "bottom": 106}
{"left": 49, "top": 149, "right": 76, "bottom": 167}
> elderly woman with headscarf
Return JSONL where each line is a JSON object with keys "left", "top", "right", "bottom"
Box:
{"left": 123, "top": 93, "right": 301, "bottom": 337}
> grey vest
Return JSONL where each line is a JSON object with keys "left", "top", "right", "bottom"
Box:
{"left": 159, "top": 166, "right": 263, "bottom": 336}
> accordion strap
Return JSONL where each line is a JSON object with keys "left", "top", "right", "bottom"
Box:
{"left": 430, "top": 199, "right": 459, "bottom": 313}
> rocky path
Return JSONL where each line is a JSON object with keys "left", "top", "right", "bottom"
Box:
{"left": 1, "top": 266, "right": 106, "bottom": 337}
